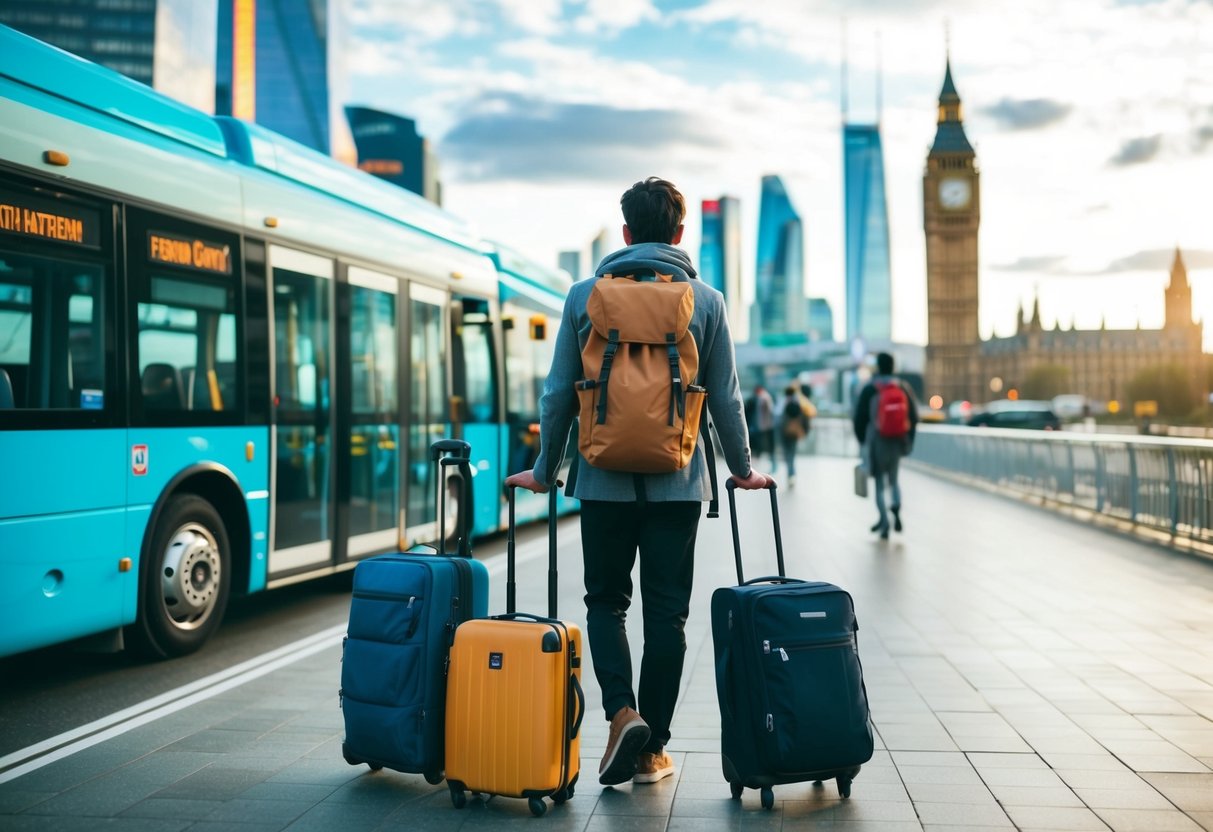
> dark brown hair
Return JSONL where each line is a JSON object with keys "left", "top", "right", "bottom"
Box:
{"left": 620, "top": 177, "right": 686, "bottom": 244}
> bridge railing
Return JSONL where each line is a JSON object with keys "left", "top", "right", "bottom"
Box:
{"left": 809, "top": 418, "right": 1213, "bottom": 554}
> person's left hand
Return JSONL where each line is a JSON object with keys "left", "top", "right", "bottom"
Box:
{"left": 504, "top": 470, "right": 548, "bottom": 493}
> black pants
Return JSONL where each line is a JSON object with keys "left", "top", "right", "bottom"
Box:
{"left": 579, "top": 499, "right": 701, "bottom": 753}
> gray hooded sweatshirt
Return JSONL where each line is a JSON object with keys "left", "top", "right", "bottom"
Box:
{"left": 531, "top": 242, "right": 752, "bottom": 502}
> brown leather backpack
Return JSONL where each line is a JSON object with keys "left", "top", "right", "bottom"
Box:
{"left": 574, "top": 273, "right": 705, "bottom": 472}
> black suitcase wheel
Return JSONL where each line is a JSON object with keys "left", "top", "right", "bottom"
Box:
{"left": 760, "top": 787, "right": 775, "bottom": 810}
{"left": 552, "top": 784, "right": 574, "bottom": 804}
{"left": 368, "top": 764, "right": 383, "bottom": 772}
{"left": 528, "top": 797, "right": 547, "bottom": 817}
{"left": 837, "top": 776, "right": 852, "bottom": 798}
{"left": 423, "top": 770, "right": 443, "bottom": 785}
{"left": 449, "top": 784, "right": 467, "bottom": 809}
{"left": 729, "top": 782, "right": 744, "bottom": 800}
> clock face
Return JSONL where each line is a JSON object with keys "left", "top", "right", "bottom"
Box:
{"left": 939, "top": 177, "right": 971, "bottom": 209}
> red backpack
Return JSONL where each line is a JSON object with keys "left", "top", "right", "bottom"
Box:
{"left": 874, "top": 381, "right": 910, "bottom": 438}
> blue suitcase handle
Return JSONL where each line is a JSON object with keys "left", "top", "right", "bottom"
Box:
{"left": 725, "top": 479, "right": 786, "bottom": 585}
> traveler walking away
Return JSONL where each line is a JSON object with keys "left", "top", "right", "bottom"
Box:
{"left": 749, "top": 384, "right": 775, "bottom": 465}
{"left": 505, "top": 176, "right": 772, "bottom": 788}
{"left": 851, "top": 352, "right": 918, "bottom": 539}
{"left": 777, "top": 384, "right": 813, "bottom": 485}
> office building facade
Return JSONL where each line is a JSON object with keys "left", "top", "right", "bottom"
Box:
{"left": 699, "top": 196, "right": 744, "bottom": 338}
{"left": 0, "top": 0, "right": 216, "bottom": 112}
{"left": 753, "top": 175, "right": 806, "bottom": 343}
{"left": 843, "top": 123, "right": 893, "bottom": 342}
{"left": 216, "top": 0, "right": 345, "bottom": 156}
{"left": 345, "top": 106, "right": 441, "bottom": 205}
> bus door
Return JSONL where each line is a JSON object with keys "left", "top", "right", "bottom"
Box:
{"left": 451, "top": 296, "right": 500, "bottom": 537}
{"left": 342, "top": 267, "right": 400, "bottom": 559}
{"left": 268, "top": 245, "right": 335, "bottom": 576}
{"left": 404, "top": 283, "right": 449, "bottom": 546}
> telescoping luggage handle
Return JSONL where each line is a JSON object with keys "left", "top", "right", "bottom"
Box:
{"left": 431, "top": 439, "right": 473, "bottom": 558}
{"left": 725, "top": 478, "right": 795, "bottom": 586}
{"left": 505, "top": 484, "right": 561, "bottom": 618}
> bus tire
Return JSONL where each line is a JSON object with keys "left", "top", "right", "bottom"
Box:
{"left": 128, "top": 494, "right": 231, "bottom": 659}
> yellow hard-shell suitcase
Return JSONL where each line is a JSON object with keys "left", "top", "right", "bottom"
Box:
{"left": 444, "top": 487, "right": 584, "bottom": 817}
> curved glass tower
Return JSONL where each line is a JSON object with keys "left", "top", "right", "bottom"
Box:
{"left": 753, "top": 175, "right": 806, "bottom": 343}
{"left": 844, "top": 124, "right": 892, "bottom": 342}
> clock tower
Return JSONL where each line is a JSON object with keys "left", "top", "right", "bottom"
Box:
{"left": 923, "top": 57, "right": 980, "bottom": 407}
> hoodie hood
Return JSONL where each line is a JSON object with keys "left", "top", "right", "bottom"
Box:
{"left": 594, "top": 243, "right": 697, "bottom": 282}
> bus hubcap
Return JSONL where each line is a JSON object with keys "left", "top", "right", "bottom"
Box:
{"left": 161, "top": 522, "right": 221, "bottom": 628}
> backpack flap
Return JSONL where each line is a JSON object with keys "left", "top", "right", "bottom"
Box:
{"left": 576, "top": 277, "right": 703, "bottom": 473}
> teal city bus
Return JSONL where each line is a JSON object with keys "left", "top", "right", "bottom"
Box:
{"left": 0, "top": 27, "right": 575, "bottom": 659}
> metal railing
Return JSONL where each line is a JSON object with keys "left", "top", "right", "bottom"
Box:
{"left": 809, "top": 418, "right": 1213, "bottom": 555}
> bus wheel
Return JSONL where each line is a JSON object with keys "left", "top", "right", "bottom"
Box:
{"left": 130, "top": 494, "right": 231, "bottom": 659}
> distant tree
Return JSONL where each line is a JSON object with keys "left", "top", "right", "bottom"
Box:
{"left": 1125, "top": 363, "right": 1199, "bottom": 418}
{"left": 1021, "top": 364, "right": 1070, "bottom": 400}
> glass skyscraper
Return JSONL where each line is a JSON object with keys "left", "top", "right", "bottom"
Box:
{"left": 699, "top": 196, "right": 744, "bottom": 338}
{"left": 753, "top": 175, "right": 806, "bottom": 343}
{"left": 843, "top": 124, "right": 893, "bottom": 342}
{"left": 346, "top": 106, "right": 441, "bottom": 205}
{"left": 0, "top": 0, "right": 217, "bottom": 112}
{"left": 215, "top": 0, "right": 336, "bottom": 154}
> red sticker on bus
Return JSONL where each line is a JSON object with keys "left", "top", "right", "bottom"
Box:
{"left": 132, "top": 444, "right": 148, "bottom": 476}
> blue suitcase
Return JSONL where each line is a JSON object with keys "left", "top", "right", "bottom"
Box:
{"left": 711, "top": 481, "right": 873, "bottom": 809}
{"left": 340, "top": 439, "right": 489, "bottom": 782}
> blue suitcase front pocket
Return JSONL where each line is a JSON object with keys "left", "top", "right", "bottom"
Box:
{"left": 341, "top": 638, "right": 423, "bottom": 706}
{"left": 348, "top": 593, "right": 424, "bottom": 642}
{"left": 342, "top": 699, "right": 426, "bottom": 770}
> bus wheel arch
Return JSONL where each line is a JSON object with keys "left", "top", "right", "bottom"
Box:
{"left": 127, "top": 469, "right": 250, "bottom": 659}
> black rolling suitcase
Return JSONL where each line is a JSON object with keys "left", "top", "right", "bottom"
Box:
{"left": 710, "top": 480, "right": 874, "bottom": 809}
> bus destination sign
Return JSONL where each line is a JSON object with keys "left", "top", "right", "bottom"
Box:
{"left": 0, "top": 189, "right": 100, "bottom": 248}
{"left": 148, "top": 231, "right": 232, "bottom": 275}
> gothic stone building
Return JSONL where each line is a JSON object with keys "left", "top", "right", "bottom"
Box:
{"left": 922, "top": 60, "right": 1207, "bottom": 410}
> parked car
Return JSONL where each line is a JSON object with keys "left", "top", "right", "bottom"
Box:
{"left": 967, "top": 399, "right": 1061, "bottom": 431}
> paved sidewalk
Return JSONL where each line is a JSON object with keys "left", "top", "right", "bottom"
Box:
{"left": 2, "top": 456, "right": 1213, "bottom": 831}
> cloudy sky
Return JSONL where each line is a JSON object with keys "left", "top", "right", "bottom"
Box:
{"left": 342, "top": 0, "right": 1213, "bottom": 347}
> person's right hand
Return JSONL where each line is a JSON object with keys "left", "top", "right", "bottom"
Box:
{"left": 730, "top": 469, "right": 774, "bottom": 490}
{"left": 504, "top": 470, "right": 548, "bottom": 493}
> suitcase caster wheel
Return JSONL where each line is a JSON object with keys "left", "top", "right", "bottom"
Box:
{"left": 449, "top": 785, "right": 467, "bottom": 809}
{"left": 813, "top": 779, "right": 823, "bottom": 786}
{"left": 552, "top": 786, "right": 572, "bottom": 804}
{"left": 729, "top": 782, "right": 744, "bottom": 800}
{"left": 760, "top": 787, "right": 775, "bottom": 810}
{"left": 423, "top": 770, "right": 443, "bottom": 785}
{"left": 528, "top": 797, "right": 547, "bottom": 817}
{"left": 837, "top": 777, "right": 852, "bottom": 799}
{"left": 368, "top": 764, "right": 383, "bottom": 772}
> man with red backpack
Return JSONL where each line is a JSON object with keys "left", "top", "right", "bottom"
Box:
{"left": 851, "top": 352, "right": 919, "bottom": 540}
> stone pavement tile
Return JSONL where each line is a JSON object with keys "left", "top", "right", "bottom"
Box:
{"left": 198, "top": 797, "right": 308, "bottom": 827}
{"left": 1074, "top": 787, "right": 1176, "bottom": 810}
{"left": 947, "top": 735, "right": 1034, "bottom": 753}
{"left": 21, "top": 772, "right": 161, "bottom": 817}
{"left": 583, "top": 817, "right": 671, "bottom": 832}
{"left": 1187, "top": 812, "right": 1213, "bottom": 830}
{"left": 1091, "top": 808, "right": 1204, "bottom": 831}
{"left": 119, "top": 797, "right": 224, "bottom": 820}
{"left": 975, "top": 767, "right": 1066, "bottom": 788}
{"left": 24, "top": 744, "right": 147, "bottom": 793}
{"left": 120, "top": 751, "right": 225, "bottom": 786}
{"left": 904, "top": 783, "right": 998, "bottom": 805}
{"left": 1056, "top": 770, "right": 1155, "bottom": 791}
{"left": 0, "top": 818, "right": 189, "bottom": 832}
{"left": 265, "top": 756, "right": 365, "bottom": 786}
{"left": 238, "top": 782, "right": 341, "bottom": 803}
{"left": 1140, "top": 773, "right": 1213, "bottom": 811}
{"left": 831, "top": 799, "right": 920, "bottom": 824}
{"left": 988, "top": 784, "right": 1085, "bottom": 807}
{"left": 187, "top": 823, "right": 285, "bottom": 832}
{"left": 915, "top": 797, "right": 1016, "bottom": 827}
{"left": 836, "top": 824, "right": 924, "bottom": 832}
{"left": 889, "top": 751, "right": 970, "bottom": 768}
{"left": 670, "top": 795, "right": 750, "bottom": 821}
{"left": 1039, "top": 753, "right": 1138, "bottom": 772}
{"left": 591, "top": 789, "right": 675, "bottom": 817}
{"left": 278, "top": 798, "right": 413, "bottom": 831}
{"left": 154, "top": 766, "right": 273, "bottom": 800}
{"left": 1004, "top": 805, "right": 1112, "bottom": 830}
{"left": 0, "top": 789, "right": 54, "bottom": 813}
{"left": 967, "top": 751, "right": 1051, "bottom": 770}
{"left": 895, "top": 766, "right": 985, "bottom": 787}
{"left": 161, "top": 730, "right": 259, "bottom": 754}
